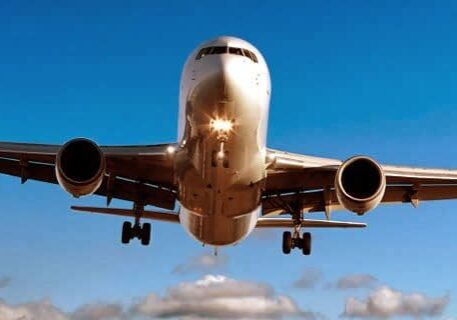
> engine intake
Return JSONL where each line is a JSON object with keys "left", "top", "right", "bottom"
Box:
{"left": 56, "top": 138, "right": 105, "bottom": 197}
{"left": 335, "top": 156, "right": 386, "bottom": 215}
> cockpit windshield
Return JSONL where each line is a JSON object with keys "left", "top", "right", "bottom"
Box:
{"left": 196, "top": 46, "right": 258, "bottom": 63}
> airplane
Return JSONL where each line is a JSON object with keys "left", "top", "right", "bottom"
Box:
{"left": 2, "top": 36, "right": 457, "bottom": 256}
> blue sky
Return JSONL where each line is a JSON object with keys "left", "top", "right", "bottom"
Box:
{"left": 1, "top": 0, "right": 457, "bottom": 319}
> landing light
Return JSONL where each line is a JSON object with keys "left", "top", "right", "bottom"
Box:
{"left": 210, "top": 119, "right": 233, "bottom": 132}
{"left": 166, "top": 146, "right": 176, "bottom": 154}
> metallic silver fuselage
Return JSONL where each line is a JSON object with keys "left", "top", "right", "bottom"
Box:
{"left": 175, "top": 37, "right": 271, "bottom": 245}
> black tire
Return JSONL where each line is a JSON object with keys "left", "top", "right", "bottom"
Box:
{"left": 302, "top": 232, "right": 312, "bottom": 256}
{"left": 122, "top": 221, "right": 132, "bottom": 244}
{"left": 141, "top": 223, "right": 151, "bottom": 246}
{"left": 282, "top": 231, "right": 292, "bottom": 254}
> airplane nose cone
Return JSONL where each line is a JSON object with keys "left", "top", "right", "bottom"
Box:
{"left": 216, "top": 55, "right": 252, "bottom": 98}
{"left": 187, "top": 53, "right": 259, "bottom": 121}
{"left": 219, "top": 56, "right": 234, "bottom": 80}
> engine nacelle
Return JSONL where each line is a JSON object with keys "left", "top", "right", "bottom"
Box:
{"left": 335, "top": 156, "right": 386, "bottom": 215}
{"left": 56, "top": 138, "right": 105, "bottom": 197}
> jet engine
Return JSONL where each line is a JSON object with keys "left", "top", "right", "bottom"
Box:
{"left": 56, "top": 138, "right": 105, "bottom": 197}
{"left": 335, "top": 156, "right": 386, "bottom": 215}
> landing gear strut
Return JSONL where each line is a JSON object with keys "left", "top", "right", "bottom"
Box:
{"left": 121, "top": 204, "right": 151, "bottom": 246}
{"left": 282, "top": 204, "right": 312, "bottom": 255}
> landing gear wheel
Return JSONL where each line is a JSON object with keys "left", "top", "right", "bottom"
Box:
{"left": 141, "top": 223, "right": 151, "bottom": 246}
{"left": 302, "top": 232, "right": 312, "bottom": 256}
{"left": 121, "top": 221, "right": 132, "bottom": 244}
{"left": 282, "top": 231, "right": 292, "bottom": 254}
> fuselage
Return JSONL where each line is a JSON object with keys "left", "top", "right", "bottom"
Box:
{"left": 175, "top": 36, "right": 271, "bottom": 246}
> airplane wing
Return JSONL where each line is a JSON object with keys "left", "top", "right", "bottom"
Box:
{"left": 256, "top": 217, "right": 366, "bottom": 228}
{"left": 263, "top": 148, "right": 457, "bottom": 216}
{"left": 0, "top": 141, "right": 177, "bottom": 210}
{"left": 71, "top": 205, "right": 180, "bottom": 223}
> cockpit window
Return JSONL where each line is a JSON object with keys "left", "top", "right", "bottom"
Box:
{"left": 229, "top": 47, "right": 243, "bottom": 56}
{"left": 242, "top": 49, "right": 258, "bottom": 63}
{"left": 212, "top": 46, "right": 228, "bottom": 54}
{"left": 196, "top": 46, "right": 258, "bottom": 63}
{"left": 196, "top": 47, "right": 211, "bottom": 60}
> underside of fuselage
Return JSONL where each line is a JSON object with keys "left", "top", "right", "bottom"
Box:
{"left": 174, "top": 37, "right": 271, "bottom": 245}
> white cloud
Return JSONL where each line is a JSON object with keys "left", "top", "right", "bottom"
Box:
{"left": 173, "top": 253, "right": 229, "bottom": 275}
{"left": 132, "top": 274, "right": 318, "bottom": 319}
{"left": 71, "top": 303, "right": 123, "bottom": 320}
{"left": 293, "top": 268, "right": 323, "bottom": 289}
{"left": 334, "top": 274, "right": 377, "bottom": 290}
{"left": 342, "top": 285, "right": 449, "bottom": 318}
{"left": 0, "top": 275, "right": 320, "bottom": 320}
{"left": 0, "top": 299, "right": 68, "bottom": 320}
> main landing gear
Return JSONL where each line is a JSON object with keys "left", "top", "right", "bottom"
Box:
{"left": 282, "top": 205, "right": 312, "bottom": 255}
{"left": 282, "top": 230, "right": 312, "bottom": 255}
{"left": 121, "top": 204, "right": 151, "bottom": 246}
{"left": 121, "top": 221, "right": 151, "bottom": 245}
